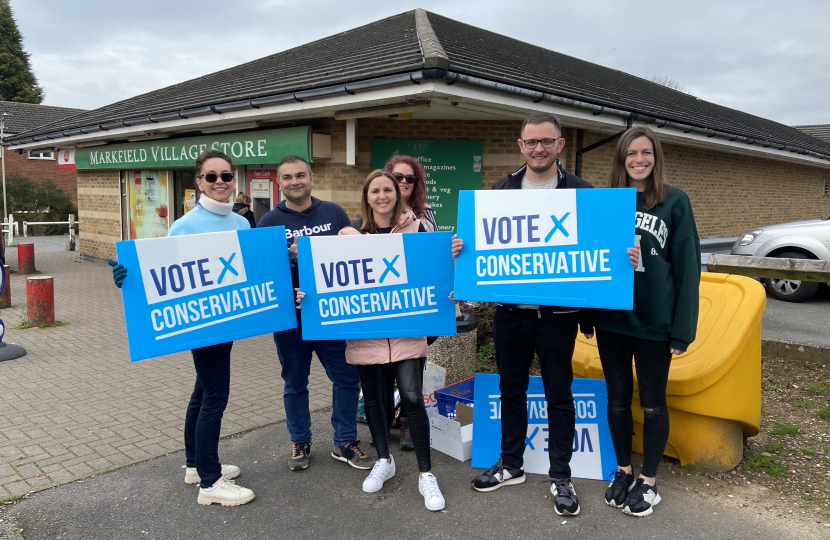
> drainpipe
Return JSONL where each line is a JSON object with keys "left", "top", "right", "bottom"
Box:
{"left": 574, "top": 117, "right": 633, "bottom": 178}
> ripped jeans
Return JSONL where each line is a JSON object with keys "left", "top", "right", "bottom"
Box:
{"left": 596, "top": 330, "right": 672, "bottom": 478}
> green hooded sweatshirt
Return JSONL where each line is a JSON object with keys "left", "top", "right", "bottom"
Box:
{"left": 589, "top": 185, "right": 701, "bottom": 351}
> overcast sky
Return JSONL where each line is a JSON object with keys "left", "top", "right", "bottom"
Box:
{"left": 10, "top": 0, "right": 830, "bottom": 126}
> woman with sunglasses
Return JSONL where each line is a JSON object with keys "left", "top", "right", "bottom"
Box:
{"left": 108, "top": 150, "right": 256, "bottom": 507}
{"left": 585, "top": 126, "right": 700, "bottom": 517}
{"left": 384, "top": 154, "right": 438, "bottom": 232}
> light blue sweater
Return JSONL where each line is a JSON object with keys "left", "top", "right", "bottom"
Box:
{"left": 168, "top": 201, "right": 250, "bottom": 237}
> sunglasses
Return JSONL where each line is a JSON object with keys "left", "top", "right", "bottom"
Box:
{"left": 392, "top": 172, "right": 416, "bottom": 183}
{"left": 199, "top": 172, "right": 235, "bottom": 183}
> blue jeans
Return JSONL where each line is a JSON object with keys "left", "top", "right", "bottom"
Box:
{"left": 273, "top": 321, "right": 359, "bottom": 446}
{"left": 184, "top": 342, "right": 232, "bottom": 488}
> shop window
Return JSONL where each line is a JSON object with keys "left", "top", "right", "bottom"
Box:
{"left": 28, "top": 151, "right": 54, "bottom": 160}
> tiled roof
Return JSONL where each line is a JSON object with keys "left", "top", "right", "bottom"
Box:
{"left": 795, "top": 124, "right": 830, "bottom": 144}
{"left": 426, "top": 12, "right": 830, "bottom": 156}
{"left": 6, "top": 9, "right": 830, "bottom": 158}
{"left": 0, "top": 101, "right": 86, "bottom": 136}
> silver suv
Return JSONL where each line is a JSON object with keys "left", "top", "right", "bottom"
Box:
{"left": 731, "top": 217, "right": 830, "bottom": 302}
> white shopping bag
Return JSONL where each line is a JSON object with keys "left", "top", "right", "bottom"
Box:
{"left": 422, "top": 361, "right": 447, "bottom": 412}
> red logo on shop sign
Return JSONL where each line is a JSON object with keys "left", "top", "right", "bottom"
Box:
{"left": 63, "top": 151, "right": 70, "bottom": 163}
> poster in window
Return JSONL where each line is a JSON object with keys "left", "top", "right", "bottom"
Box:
{"left": 128, "top": 170, "right": 169, "bottom": 239}
{"left": 183, "top": 189, "right": 196, "bottom": 215}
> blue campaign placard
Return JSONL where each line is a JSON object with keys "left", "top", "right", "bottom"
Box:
{"left": 297, "top": 232, "right": 457, "bottom": 340}
{"left": 471, "top": 373, "right": 617, "bottom": 481}
{"left": 115, "top": 227, "right": 297, "bottom": 361}
{"left": 454, "top": 188, "right": 636, "bottom": 309}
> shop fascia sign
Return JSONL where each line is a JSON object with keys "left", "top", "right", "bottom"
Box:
{"left": 58, "top": 126, "right": 311, "bottom": 170}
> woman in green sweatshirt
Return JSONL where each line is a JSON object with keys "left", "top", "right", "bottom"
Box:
{"left": 588, "top": 126, "right": 700, "bottom": 517}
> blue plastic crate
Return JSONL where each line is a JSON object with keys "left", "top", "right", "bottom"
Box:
{"left": 435, "top": 377, "right": 474, "bottom": 419}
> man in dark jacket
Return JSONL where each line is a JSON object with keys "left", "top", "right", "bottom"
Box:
{"left": 257, "top": 155, "right": 374, "bottom": 473}
{"left": 468, "top": 112, "right": 591, "bottom": 517}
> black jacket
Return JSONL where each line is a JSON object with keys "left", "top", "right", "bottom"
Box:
{"left": 492, "top": 162, "right": 594, "bottom": 322}
{"left": 232, "top": 203, "right": 257, "bottom": 229}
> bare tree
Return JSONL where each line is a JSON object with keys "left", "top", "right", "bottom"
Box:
{"left": 649, "top": 75, "right": 694, "bottom": 96}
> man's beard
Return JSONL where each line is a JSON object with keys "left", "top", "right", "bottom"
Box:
{"left": 527, "top": 155, "right": 556, "bottom": 174}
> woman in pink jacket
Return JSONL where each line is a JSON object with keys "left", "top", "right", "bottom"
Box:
{"left": 297, "top": 170, "right": 446, "bottom": 511}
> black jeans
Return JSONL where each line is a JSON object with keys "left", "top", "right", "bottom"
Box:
{"left": 596, "top": 330, "right": 672, "bottom": 478}
{"left": 494, "top": 307, "right": 578, "bottom": 479}
{"left": 184, "top": 342, "right": 233, "bottom": 488}
{"left": 359, "top": 358, "right": 431, "bottom": 472}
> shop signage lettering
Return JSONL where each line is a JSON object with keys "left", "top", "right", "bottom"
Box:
{"left": 64, "top": 126, "right": 311, "bottom": 170}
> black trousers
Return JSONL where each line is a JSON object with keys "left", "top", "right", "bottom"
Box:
{"left": 494, "top": 307, "right": 578, "bottom": 479}
{"left": 359, "top": 358, "right": 431, "bottom": 472}
{"left": 596, "top": 330, "right": 672, "bottom": 478}
{"left": 184, "top": 342, "right": 233, "bottom": 488}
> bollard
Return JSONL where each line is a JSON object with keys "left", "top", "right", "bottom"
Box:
{"left": 26, "top": 276, "right": 55, "bottom": 327}
{"left": 0, "top": 265, "right": 9, "bottom": 308}
{"left": 18, "top": 242, "right": 36, "bottom": 275}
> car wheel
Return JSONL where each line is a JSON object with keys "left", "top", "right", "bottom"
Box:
{"left": 763, "top": 251, "right": 820, "bottom": 303}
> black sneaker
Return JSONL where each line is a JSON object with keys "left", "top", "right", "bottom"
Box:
{"left": 288, "top": 442, "right": 311, "bottom": 471}
{"left": 547, "top": 477, "right": 580, "bottom": 516}
{"left": 622, "top": 478, "right": 661, "bottom": 517}
{"left": 605, "top": 470, "right": 635, "bottom": 507}
{"left": 331, "top": 441, "right": 375, "bottom": 470}
{"left": 471, "top": 458, "right": 526, "bottom": 492}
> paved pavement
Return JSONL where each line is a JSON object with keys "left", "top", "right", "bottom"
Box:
{"left": 1, "top": 411, "right": 820, "bottom": 540}
{"left": 762, "top": 284, "right": 830, "bottom": 349}
{"left": 7, "top": 234, "right": 77, "bottom": 254}
{"left": 0, "top": 250, "right": 332, "bottom": 498}
{"left": 0, "top": 247, "right": 828, "bottom": 538}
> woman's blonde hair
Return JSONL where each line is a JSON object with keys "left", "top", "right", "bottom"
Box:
{"left": 610, "top": 126, "right": 666, "bottom": 210}
{"left": 360, "top": 170, "right": 404, "bottom": 233}
{"left": 234, "top": 192, "right": 252, "bottom": 205}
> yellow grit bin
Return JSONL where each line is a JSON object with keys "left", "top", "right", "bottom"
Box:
{"left": 572, "top": 273, "right": 765, "bottom": 472}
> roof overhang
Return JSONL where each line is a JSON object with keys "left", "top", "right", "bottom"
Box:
{"left": 8, "top": 72, "right": 830, "bottom": 169}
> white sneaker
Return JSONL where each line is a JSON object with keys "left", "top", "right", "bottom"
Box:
{"left": 184, "top": 464, "right": 241, "bottom": 484}
{"left": 362, "top": 455, "right": 396, "bottom": 493}
{"left": 197, "top": 479, "right": 255, "bottom": 506}
{"left": 419, "top": 473, "right": 446, "bottom": 511}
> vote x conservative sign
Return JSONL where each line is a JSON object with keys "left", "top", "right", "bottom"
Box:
{"left": 116, "top": 227, "right": 297, "bottom": 361}
{"left": 453, "top": 189, "right": 636, "bottom": 309}
{"left": 297, "top": 232, "right": 457, "bottom": 340}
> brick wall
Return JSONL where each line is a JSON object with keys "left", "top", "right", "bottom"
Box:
{"left": 575, "top": 130, "right": 830, "bottom": 238}
{"left": 308, "top": 118, "right": 527, "bottom": 219}
{"left": 70, "top": 118, "right": 830, "bottom": 258}
{"left": 0, "top": 150, "right": 79, "bottom": 205}
{"left": 77, "top": 170, "right": 121, "bottom": 261}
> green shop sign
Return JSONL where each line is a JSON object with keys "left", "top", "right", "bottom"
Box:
{"left": 371, "top": 139, "right": 483, "bottom": 232}
{"left": 73, "top": 126, "right": 311, "bottom": 169}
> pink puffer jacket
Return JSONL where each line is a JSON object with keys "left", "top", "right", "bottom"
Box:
{"left": 338, "top": 214, "right": 429, "bottom": 365}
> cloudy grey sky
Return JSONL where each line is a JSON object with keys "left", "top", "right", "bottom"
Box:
{"left": 10, "top": 0, "right": 830, "bottom": 126}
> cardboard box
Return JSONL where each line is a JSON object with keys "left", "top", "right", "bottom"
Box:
{"left": 428, "top": 403, "right": 473, "bottom": 461}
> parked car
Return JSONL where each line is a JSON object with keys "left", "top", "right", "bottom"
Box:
{"left": 731, "top": 217, "right": 830, "bottom": 302}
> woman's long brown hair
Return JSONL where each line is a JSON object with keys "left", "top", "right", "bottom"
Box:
{"left": 610, "top": 126, "right": 666, "bottom": 210}
{"left": 360, "top": 170, "right": 404, "bottom": 234}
